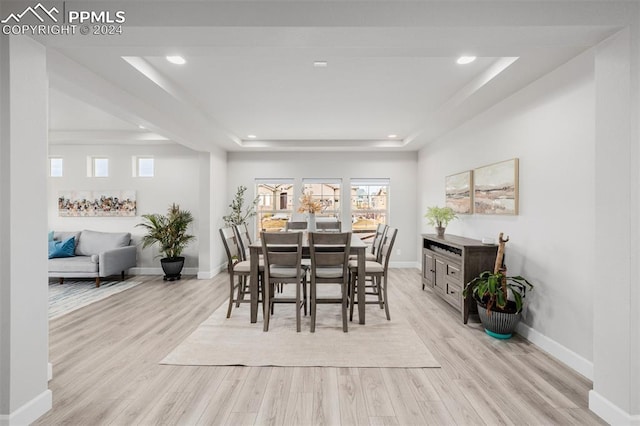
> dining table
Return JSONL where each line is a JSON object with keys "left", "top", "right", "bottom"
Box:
{"left": 248, "top": 232, "right": 369, "bottom": 324}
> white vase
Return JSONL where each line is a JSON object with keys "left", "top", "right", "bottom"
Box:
{"left": 307, "top": 213, "right": 316, "bottom": 231}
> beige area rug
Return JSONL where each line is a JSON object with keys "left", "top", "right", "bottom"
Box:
{"left": 161, "top": 286, "right": 440, "bottom": 368}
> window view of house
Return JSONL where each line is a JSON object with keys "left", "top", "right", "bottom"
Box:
{"left": 301, "top": 179, "right": 341, "bottom": 219}
{"left": 256, "top": 180, "right": 294, "bottom": 232}
{"left": 351, "top": 179, "right": 389, "bottom": 241}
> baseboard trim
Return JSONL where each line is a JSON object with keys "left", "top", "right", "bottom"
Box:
{"left": 589, "top": 389, "right": 640, "bottom": 425}
{"left": 390, "top": 261, "right": 420, "bottom": 269}
{"left": 516, "top": 322, "right": 593, "bottom": 380}
{"left": 0, "top": 389, "right": 52, "bottom": 426}
{"left": 47, "top": 362, "right": 52, "bottom": 381}
{"left": 129, "top": 267, "right": 199, "bottom": 276}
{"left": 197, "top": 264, "right": 224, "bottom": 279}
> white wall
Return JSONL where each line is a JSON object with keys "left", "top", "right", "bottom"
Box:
{"left": 0, "top": 36, "right": 52, "bottom": 424}
{"left": 418, "top": 51, "right": 596, "bottom": 367}
{"left": 227, "top": 151, "right": 418, "bottom": 266}
{"left": 47, "top": 144, "right": 202, "bottom": 272}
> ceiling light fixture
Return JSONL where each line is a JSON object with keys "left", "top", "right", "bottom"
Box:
{"left": 313, "top": 61, "right": 328, "bottom": 68}
{"left": 387, "top": 134, "right": 398, "bottom": 139}
{"left": 138, "top": 125, "right": 146, "bottom": 129}
{"left": 456, "top": 56, "right": 477, "bottom": 65}
{"left": 166, "top": 55, "right": 186, "bottom": 65}
{"left": 247, "top": 134, "right": 257, "bottom": 139}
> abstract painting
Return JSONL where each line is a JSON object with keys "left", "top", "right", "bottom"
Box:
{"left": 445, "top": 171, "right": 472, "bottom": 214}
{"left": 58, "top": 190, "right": 137, "bottom": 217}
{"left": 474, "top": 159, "right": 519, "bottom": 215}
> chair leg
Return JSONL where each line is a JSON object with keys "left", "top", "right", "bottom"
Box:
{"left": 349, "top": 273, "right": 356, "bottom": 321}
{"left": 95, "top": 277, "right": 100, "bottom": 288}
{"left": 296, "top": 280, "right": 301, "bottom": 332}
{"left": 263, "top": 280, "right": 271, "bottom": 332}
{"left": 226, "top": 274, "right": 235, "bottom": 318}
{"left": 383, "top": 275, "right": 390, "bottom": 320}
{"left": 376, "top": 276, "right": 384, "bottom": 309}
{"left": 310, "top": 281, "right": 317, "bottom": 333}
{"left": 303, "top": 275, "right": 308, "bottom": 316}
{"left": 236, "top": 276, "right": 245, "bottom": 308}
{"left": 342, "top": 281, "right": 348, "bottom": 333}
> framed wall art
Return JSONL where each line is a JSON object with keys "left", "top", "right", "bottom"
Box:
{"left": 473, "top": 158, "right": 519, "bottom": 215}
{"left": 58, "top": 190, "right": 137, "bottom": 217}
{"left": 445, "top": 170, "right": 473, "bottom": 214}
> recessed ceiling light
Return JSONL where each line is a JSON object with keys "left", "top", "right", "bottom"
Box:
{"left": 313, "top": 61, "right": 328, "bottom": 68}
{"left": 247, "top": 134, "right": 257, "bottom": 139}
{"left": 166, "top": 55, "right": 186, "bottom": 65}
{"left": 138, "top": 125, "right": 146, "bottom": 129}
{"left": 456, "top": 56, "right": 477, "bottom": 65}
{"left": 387, "top": 134, "right": 398, "bottom": 139}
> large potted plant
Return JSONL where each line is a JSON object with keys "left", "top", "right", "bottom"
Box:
{"left": 463, "top": 233, "right": 534, "bottom": 339}
{"left": 137, "top": 203, "right": 195, "bottom": 281}
{"left": 424, "top": 206, "right": 457, "bottom": 237}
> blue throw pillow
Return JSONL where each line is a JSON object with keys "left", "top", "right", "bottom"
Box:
{"left": 48, "top": 230, "right": 54, "bottom": 242}
{"left": 48, "top": 236, "right": 75, "bottom": 259}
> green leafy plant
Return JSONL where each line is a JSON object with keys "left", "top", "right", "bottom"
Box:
{"left": 137, "top": 203, "right": 195, "bottom": 259}
{"left": 463, "top": 271, "right": 533, "bottom": 315}
{"left": 223, "top": 185, "right": 260, "bottom": 226}
{"left": 424, "top": 206, "right": 458, "bottom": 228}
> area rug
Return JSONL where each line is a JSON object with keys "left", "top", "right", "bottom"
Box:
{"left": 161, "top": 286, "right": 440, "bottom": 368}
{"left": 49, "top": 279, "right": 142, "bottom": 320}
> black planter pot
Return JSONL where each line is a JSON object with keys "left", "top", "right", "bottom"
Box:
{"left": 476, "top": 301, "right": 521, "bottom": 339}
{"left": 161, "top": 257, "right": 185, "bottom": 281}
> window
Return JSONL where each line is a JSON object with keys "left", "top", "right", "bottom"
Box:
{"left": 256, "top": 179, "right": 294, "bottom": 232}
{"left": 301, "top": 179, "right": 341, "bottom": 219}
{"left": 351, "top": 179, "right": 389, "bottom": 241}
{"left": 89, "top": 157, "right": 109, "bottom": 177}
{"left": 134, "top": 157, "right": 154, "bottom": 177}
{"left": 49, "top": 157, "right": 63, "bottom": 177}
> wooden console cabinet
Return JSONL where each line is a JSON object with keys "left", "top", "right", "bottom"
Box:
{"left": 421, "top": 234, "right": 497, "bottom": 323}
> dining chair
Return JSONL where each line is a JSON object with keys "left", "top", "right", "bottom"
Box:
{"left": 220, "top": 227, "right": 263, "bottom": 319}
{"left": 261, "top": 231, "right": 307, "bottom": 332}
{"left": 349, "top": 227, "right": 398, "bottom": 321}
{"left": 350, "top": 223, "right": 386, "bottom": 262}
{"left": 308, "top": 231, "right": 352, "bottom": 332}
{"left": 285, "top": 221, "right": 307, "bottom": 231}
{"left": 233, "top": 223, "right": 266, "bottom": 304}
{"left": 316, "top": 220, "right": 342, "bottom": 232}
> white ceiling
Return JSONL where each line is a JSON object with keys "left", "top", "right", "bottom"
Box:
{"left": 41, "top": 1, "right": 625, "bottom": 152}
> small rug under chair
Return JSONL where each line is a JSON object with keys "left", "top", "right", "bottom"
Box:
{"left": 49, "top": 279, "right": 142, "bottom": 320}
{"left": 161, "top": 286, "right": 440, "bottom": 368}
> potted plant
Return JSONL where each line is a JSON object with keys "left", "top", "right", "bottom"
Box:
{"left": 424, "top": 206, "right": 457, "bottom": 237}
{"left": 463, "top": 233, "right": 533, "bottom": 339}
{"left": 137, "top": 203, "right": 195, "bottom": 281}
{"left": 223, "top": 185, "right": 260, "bottom": 227}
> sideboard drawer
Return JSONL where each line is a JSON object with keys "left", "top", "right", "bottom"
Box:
{"left": 447, "top": 263, "right": 462, "bottom": 284}
{"left": 444, "top": 281, "right": 462, "bottom": 310}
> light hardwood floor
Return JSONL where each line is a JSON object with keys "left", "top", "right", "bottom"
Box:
{"left": 36, "top": 269, "right": 605, "bottom": 425}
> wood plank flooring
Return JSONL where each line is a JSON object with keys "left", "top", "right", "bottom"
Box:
{"left": 35, "top": 269, "right": 605, "bottom": 425}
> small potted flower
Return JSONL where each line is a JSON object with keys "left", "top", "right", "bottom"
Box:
{"left": 424, "top": 205, "right": 457, "bottom": 237}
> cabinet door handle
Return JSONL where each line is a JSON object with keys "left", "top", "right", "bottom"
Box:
{"left": 430, "top": 269, "right": 435, "bottom": 273}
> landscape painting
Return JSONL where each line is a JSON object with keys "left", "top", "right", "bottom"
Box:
{"left": 58, "top": 190, "right": 137, "bottom": 217}
{"left": 445, "top": 171, "right": 472, "bottom": 214}
{"left": 474, "top": 159, "right": 519, "bottom": 215}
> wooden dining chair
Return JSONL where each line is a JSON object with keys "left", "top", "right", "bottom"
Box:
{"left": 233, "top": 223, "right": 265, "bottom": 305}
{"left": 350, "top": 223, "right": 386, "bottom": 262}
{"left": 308, "top": 232, "right": 352, "bottom": 332}
{"left": 220, "top": 227, "right": 263, "bottom": 318}
{"left": 285, "top": 221, "right": 307, "bottom": 231}
{"left": 261, "top": 231, "right": 307, "bottom": 332}
{"left": 349, "top": 227, "right": 398, "bottom": 322}
{"left": 316, "top": 221, "right": 342, "bottom": 232}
